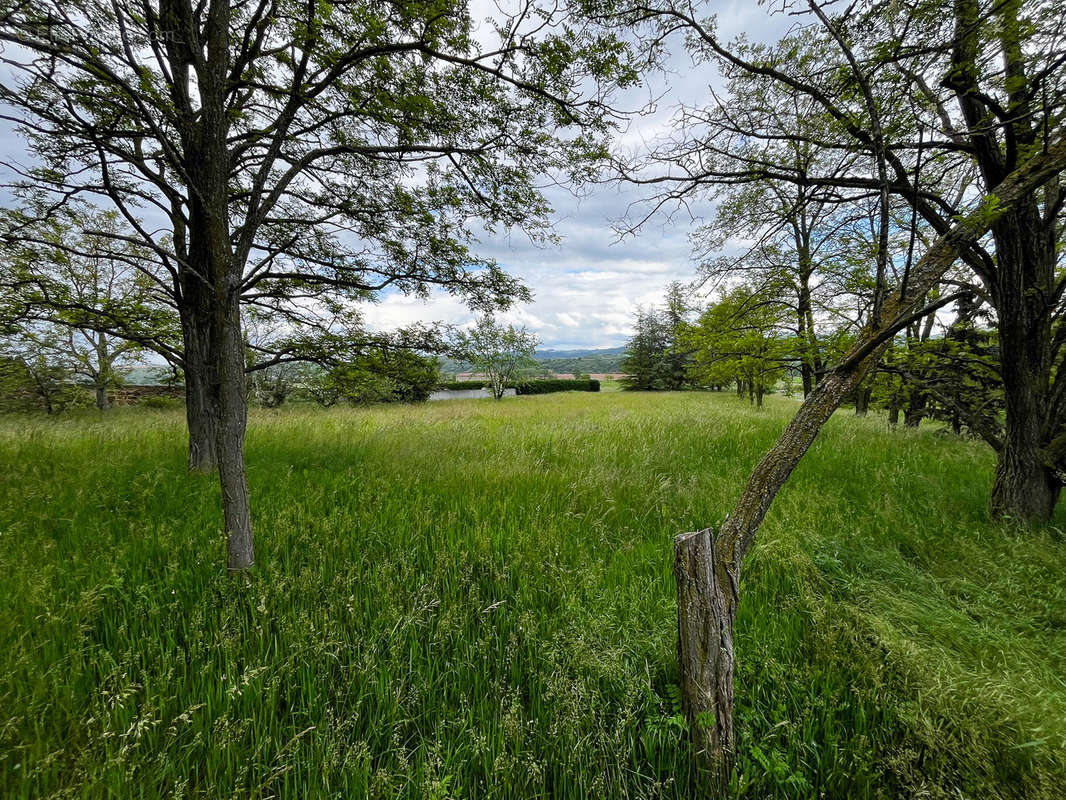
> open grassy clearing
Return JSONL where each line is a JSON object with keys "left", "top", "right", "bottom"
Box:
{"left": 0, "top": 391, "right": 1063, "bottom": 799}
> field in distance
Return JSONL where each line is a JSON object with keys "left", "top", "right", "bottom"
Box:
{"left": 1, "top": 391, "right": 1063, "bottom": 799}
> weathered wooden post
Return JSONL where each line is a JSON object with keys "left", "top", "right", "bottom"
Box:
{"left": 674, "top": 529, "right": 739, "bottom": 797}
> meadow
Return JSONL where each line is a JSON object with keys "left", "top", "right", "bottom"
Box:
{"left": 1, "top": 391, "right": 1063, "bottom": 799}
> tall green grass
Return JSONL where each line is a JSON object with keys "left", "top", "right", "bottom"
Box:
{"left": 0, "top": 392, "right": 1063, "bottom": 799}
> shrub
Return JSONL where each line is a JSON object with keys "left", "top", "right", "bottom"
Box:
{"left": 516, "top": 378, "right": 600, "bottom": 395}
{"left": 330, "top": 350, "right": 439, "bottom": 404}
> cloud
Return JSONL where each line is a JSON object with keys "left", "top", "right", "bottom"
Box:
{"left": 357, "top": 2, "right": 799, "bottom": 349}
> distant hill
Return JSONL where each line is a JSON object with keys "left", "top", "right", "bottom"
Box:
{"left": 439, "top": 346, "right": 626, "bottom": 376}
{"left": 534, "top": 346, "right": 626, "bottom": 361}
{"left": 533, "top": 346, "right": 626, "bottom": 375}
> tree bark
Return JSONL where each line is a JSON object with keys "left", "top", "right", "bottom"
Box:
{"left": 675, "top": 529, "right": 737, "bottom": 797}
{"left": 94, "top": 383, "right": 110, "bottom": 411}
{"left": 854, "top": 387, "right": 871, "bottom": 416}
{"left": 988, "top": 207, "right": 1059, "bottom": 521}
{"left": 183, "top": 0, "right": 253, "bottom": 572}
{"left": 904, "top": 390, "right": 926, "bottom": 427}
{"left": 94, "top": 334, "right": 111, "bottom": 410}
{"left": 797, "top": 265, "right": 818, "bottom": 399}
{"left": 215, "top": 286, "right": 254, "bottom": 572}
{"left": 180, "top": 297, "right": 220, "bottom": 472}
{"left": 887, "top": 389, "right": 902, "bottom": 426}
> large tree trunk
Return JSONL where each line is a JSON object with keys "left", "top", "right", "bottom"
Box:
{"left": 180, "top": 301, "right": 220, "bottom": 472}
{"left": 184, "top": 0, "right": 253, "bottom": 572}
{"left": 989, "top": 207, "right": 1059, "bottom": 521}
{"left": 887, "top": 387, "right": 902, "bottom": 426}
{"left": 674, "top": 529, "right": 738, "bottom": 795}
{"left": 94, "top": 383, "right": 110, "bottom": 411}
{"left": 215, "top": 286, "right": 254, "bottom": 571}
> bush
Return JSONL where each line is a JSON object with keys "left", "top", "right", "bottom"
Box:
{"left": 437, "top": 380, "right": 486, "bottom": 390}
{"left": 516, "top": 378, "right": 600, "bottom": 395}
{"left": 330, "top": 350, "right": 439, "bottom": 405}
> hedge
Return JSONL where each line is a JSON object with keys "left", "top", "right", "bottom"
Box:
{"left": 436, "top": 379, "right": 601, "bottom": 394}
{"left": 437, "top": 380, "right": 486, "bottom": 390}
{"left": 516, "top": 379, "right": 600, "bottom": 395}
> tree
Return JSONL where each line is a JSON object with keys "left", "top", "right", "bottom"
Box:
{"left": 247, "top": 362, "right": 302, "bottom": 408}
{"left": 688, "top": 95, "right": 863, "bottom": 398}
{"left": 0, "top": 0, "right": 638, "bottom": 571}
{"left": 619, "top": 0, "right": 1066, "bottom": 523}
{"left": 674, "top": 137, "right": 1066, "bottom": 794}
{"left": 685, "top": 285, "right": 794, "bottom": 407}
{"left": 620, "top": 283, "right": 692, "bottom": 391}
{"left": 457, "top": 315, "right": 538, "bottom": 399}
{"left": 0, "top": 203, "right": 180, "bottom": 409}
{"left": 620, "top": 306, "right": 673, "bottom": 389}
{"left": 873, "top": 293, "right": 1005, "bottom": 438}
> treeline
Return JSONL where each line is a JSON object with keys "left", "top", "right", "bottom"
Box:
{"left": 437, "top": 348, "right": 625, "bottom": 378}
{"left": 623, "top": 280, "right": 1003, "bottom": 435}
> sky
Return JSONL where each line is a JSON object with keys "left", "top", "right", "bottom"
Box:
{"left": 360, "top": 1, "right": 795, "bottom": 350}
{"left": 0, "top": 1, "right": 795, "bottom": 352}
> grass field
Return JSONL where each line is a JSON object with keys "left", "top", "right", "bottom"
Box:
{"left": 1, "top": 391, "right": 1064, "bottom": 799}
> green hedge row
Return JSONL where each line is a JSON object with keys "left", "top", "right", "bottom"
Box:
{"left": 436, "top": 379, "right": 601, "bottom": 394}
{"left": 516, "top": 379, "right": 600, "bottom": 395}
{"left": 437, "top": 380, "right": 486, "bottom": 390}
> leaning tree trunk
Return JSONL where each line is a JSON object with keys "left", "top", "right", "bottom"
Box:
{"left": 675, "top": 350, "right": 886, "bottom": 795}
{"left": 674, "top": 529, "right": 738, "bottom": 795}
{"left": 673, "top": 137, "right": 1066, "bottom": 794}
{"left": 989, "top": 207, "right": 1060, "bottom": 522}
